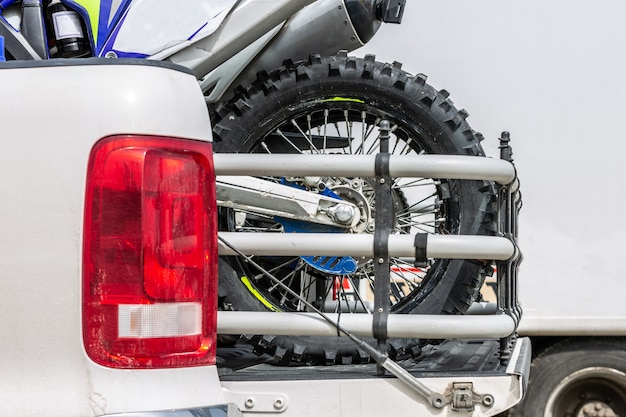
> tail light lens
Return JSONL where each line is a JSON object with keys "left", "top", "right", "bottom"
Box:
{"left": 83, "top": 135, "right": 217, "bottom": 369}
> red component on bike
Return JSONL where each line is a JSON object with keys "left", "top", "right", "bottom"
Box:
{"left": 82, "top": 135, "right": 217, "bottom": 369}
{"left": 332, "top": 277, "right": 355, "bottom": 300}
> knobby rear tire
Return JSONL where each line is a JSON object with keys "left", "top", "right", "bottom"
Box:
{"left": 212, "top": 52, "right": 497, "bottom": 365}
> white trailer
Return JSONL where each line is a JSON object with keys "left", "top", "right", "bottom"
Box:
{"left": 360, "top": 1, "right": 626, "bottom": 415}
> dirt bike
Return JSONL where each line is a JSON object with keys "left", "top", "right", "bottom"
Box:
{"left": 0, "top": 0, "right": 497, "bottom": 365}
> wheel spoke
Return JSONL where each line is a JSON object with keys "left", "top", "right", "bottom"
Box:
{"left": 291, "top": 119, "right": 320, "bottom": 154}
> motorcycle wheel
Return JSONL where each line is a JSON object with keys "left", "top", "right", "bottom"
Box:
{"left": 212, "top": 52, "right": 497, "bottom": 365}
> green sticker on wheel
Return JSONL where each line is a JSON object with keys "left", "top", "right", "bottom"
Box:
{"left": 322, "top": 97, "right": 365, "bottom": 104}
{"left": 240, "top": 276, "right": 281, "bottom": 312}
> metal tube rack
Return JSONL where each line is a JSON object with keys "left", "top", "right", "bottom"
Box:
{"left": 214, "top": 131, "right": 522, "bottom": 355}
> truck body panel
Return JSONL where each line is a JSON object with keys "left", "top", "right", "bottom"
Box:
{"left": 0, "top": 60, "right": 226, "bottom": 415}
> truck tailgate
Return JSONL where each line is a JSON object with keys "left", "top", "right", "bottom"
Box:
{"left": 218, "top": 337, "right": 530, "bottom": 417}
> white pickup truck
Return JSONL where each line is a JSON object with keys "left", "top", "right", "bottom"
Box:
{"left": 0, "top": 58, "right": 528, "bottom": 417}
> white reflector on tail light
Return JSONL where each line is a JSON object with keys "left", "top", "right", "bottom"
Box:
{"left": 83, "top": 135, "right": 217, "bottom": 369}
{"left": 118, "top": 303, "right": 202, "bottom": 338}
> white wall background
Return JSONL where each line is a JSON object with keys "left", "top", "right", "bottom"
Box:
{"left": 358, "top": 1, "right": 626, "bottom": 321}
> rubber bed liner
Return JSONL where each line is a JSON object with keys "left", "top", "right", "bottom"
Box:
{"left": 218, "top": 339, "right": 507, "bottom": 381}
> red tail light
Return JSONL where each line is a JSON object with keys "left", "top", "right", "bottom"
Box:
{"left": 83, "top": 135, "right": 217, "bottom": 369}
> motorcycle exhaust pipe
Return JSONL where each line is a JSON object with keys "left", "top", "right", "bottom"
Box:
{"left": 344, "top": 0, "right": 406, "bottom": 43}
{"left": 236, "top": 0, "right": 368, "bottom": 82}
{"left": 197, "top": 0, "right": 406, "bottom": 102}
{"left": 247, "top": 0, "right": 407, "bottom": 74}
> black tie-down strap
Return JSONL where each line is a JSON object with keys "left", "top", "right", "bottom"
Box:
{"left": 414, "top": 233, "right": 428, "bottom": 268}
{"left": 373, "top": 151, "right": 391, "bottom": 368}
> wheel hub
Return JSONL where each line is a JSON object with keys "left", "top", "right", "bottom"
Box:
{"left": 546, "top": 367, "right": 626, "bottom": 417}
{"left": 330, "top": 182, "right": 374, "bottom": 234}
{"left": 576, "top": 401, "right": 617, "bottom": 417}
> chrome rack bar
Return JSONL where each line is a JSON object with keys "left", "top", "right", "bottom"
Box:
{"left": 218, "top": 311, "right": 516, "bottom": 339}
{"left": 214, "top": 153, "right": 516, "bottom": 185}
{"left": 217, "top": 232, "right": 515, "bottom": 259}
